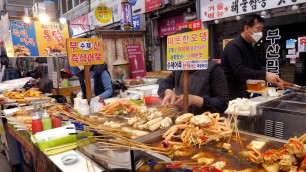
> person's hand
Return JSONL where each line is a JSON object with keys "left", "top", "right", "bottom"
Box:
{"left": 76, "top": 92, "right": 83, "bottom": 98}
{"left": 174, "top": 94, "right": 204, "bottom": 108}
{"left": 162, "top": 89, "right": 177, "bottom": 105}
{"left": 173, "top": 94, "right": 192, "bottom": 108}
{"left": 266, "top": 72, "right": 284, "bottom": 89}
{"left": 0, "top": 97, "right": 8, "bottom": 105}
{"left": 95, "top": 96, "right": 101, "bottom": 101}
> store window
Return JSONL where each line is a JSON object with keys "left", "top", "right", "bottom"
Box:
{"left": 212, "top": 12, "right": 306, "bottom": 86}
{"left": 64, "top": 0, "right": 82, "bottom": 13}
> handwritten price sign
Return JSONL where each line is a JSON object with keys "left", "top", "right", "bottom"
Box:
{"left": 167, "top": 29, "right": 209, "bottom": 70}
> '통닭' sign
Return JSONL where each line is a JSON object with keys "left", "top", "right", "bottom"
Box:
{"left": 66, "top": 38, "right": 104, "bottom": 66}
{"left": 167, "top": 29, "right": 209, "bottom": 70}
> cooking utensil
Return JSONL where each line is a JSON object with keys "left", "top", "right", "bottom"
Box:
{"left": 283, "top": 81, "right": 306, "bottom": 92}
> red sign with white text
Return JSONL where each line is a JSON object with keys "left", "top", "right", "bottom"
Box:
{"left": 126, "top": 44, "right": 146, "bottom": 78}
{"left": 158, "top": 15, "right": 184, "bottom": 37}
{"left": 71, "top": 14, "right": 89, "bottom": 36}
{"left": 176, "top": 20, "right": 202, "bottom": 32}
{"left": 145, "top": 0, "right": 162, "bottom": 12}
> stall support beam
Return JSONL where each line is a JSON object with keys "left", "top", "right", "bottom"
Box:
{"left": 130, "top": 150, "right": 136, "bottom": 172}
{"left": 183, "top": 71, "right": 189, "bottom": 113}
{"left": 84, "top": 65, "right": 92, "bottom": 101}
{"left": 16, "top": 141, "right": 24, "bottom": 172}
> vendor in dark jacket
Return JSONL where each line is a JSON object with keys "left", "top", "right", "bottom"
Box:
{"left": 158, "top": 29, "right": 229, "bottom": 115}
{"left": 33, "top": 73, "right": 53, "bottom": 93}
{"left": 77, "top": 64, "right": 113, "bottom": 101}
{"left": 221, "top": 14, "right": 284, "bottom": 100}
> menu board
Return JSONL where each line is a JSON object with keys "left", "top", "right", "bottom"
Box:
{"left": 7, "top": 20, "right": 69, "bottom": 57}
{"left": 167, "top": 29, "right": 209, "bottom": 70}
{"left": 35, "top": 22, "right": 69, "bottom": 56}
{"left": 126, "top": 44, "right": 146, "bottom": 78}
{"left": 10, "top": 20, "right": 39, "bottom": 57}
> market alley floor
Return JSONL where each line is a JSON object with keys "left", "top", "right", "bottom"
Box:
{"left": 0, "top": 144, "right": 13, "bottom": 172}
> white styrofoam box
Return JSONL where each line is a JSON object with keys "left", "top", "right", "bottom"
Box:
{"left": 128, "top": 84, "right": 159, "bottom": 97}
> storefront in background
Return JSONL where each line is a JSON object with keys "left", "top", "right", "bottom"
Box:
{"left": 201, "top": 0, "right": 306, "bottom": 86}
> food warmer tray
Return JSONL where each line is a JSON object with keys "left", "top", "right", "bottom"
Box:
{"left": 139, "top": 131, "right": 287, "bottom": 171}
{"left": 257, "top": 92, "right": 306, "bottom": 140}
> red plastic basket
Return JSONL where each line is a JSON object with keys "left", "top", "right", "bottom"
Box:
{"left": 144, "top": 96, "right": 162, "bottom": 105}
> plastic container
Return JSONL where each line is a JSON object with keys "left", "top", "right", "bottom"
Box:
{"left": 42, "top": 112, "right": 52, "bottom": 131}
{"left": 246, "top": 80, "right": 266, "bottom": 91}
{"left": 32, "top": 115, "right": 43, "bottom": 135}
{"left": 52, "top": 116, "right": 62, "bottom": 128}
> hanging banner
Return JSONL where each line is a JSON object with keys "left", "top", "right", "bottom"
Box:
{"left": 167, "top": 29, "right": 209, "bottom": 70}
{"left": 0, "top": 119, "right": 8, "bottom": 150}
{"left": 145, "top": 0, "right": 162, "bottom": 12}
{"left": 7, "top": 123, "right": 34, "bottom": 156}
{"left": 201, "top": 0, "right": 306, "bottom": 22}
{"left": 10, "top": 20, "right": 39, "bottom": 57}
{"left": 176, "top": 20, "right": 202, "bottom": 32}
{"left": 4, "top": 34, "right": 14, "bottom": 57}
{"left": 126, "top": 44, "right": 146, "bottom": 78}
{"left": 67, "top": 38, "right": 104, "bottom": 66}
{"left": 298, "top": 37, "right": 306, "bottom": 52}
{"left": 34, "top": 22, "right": 69, "bottom": 57}
{"left": 223, "top": 38, "right": 233, "bottom": 49}
{"left": 94, "top": 5, "right": 112, "bottom": 24}
{"left": 70, "top": 14, "right": 90, "bottom": 36}
{"left": 158, "top": 15, "right": 184, "bottom": 37}
{"left": 7, "top": 20, "right": 69, "bottom": 57}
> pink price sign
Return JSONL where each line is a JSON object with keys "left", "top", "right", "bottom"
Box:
{"left": 126, "top": 44, "right": 146, "bottom": 78}
{"left": 158, "top": 15, "right": 184, "bottom": 37}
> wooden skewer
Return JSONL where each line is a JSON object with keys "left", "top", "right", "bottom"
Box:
{"left": 90, "top": 160, "right": 96, "bottom": 172}
{"left": 151, "top": 160, "right": 194, "bottom": 164}
{"left": 98, "top": 143, "right": 165, "bottom": 153}
{"left": 97, "top": 140, "right": 164, "bottom": 152}
{"left": 85, "top": 159, "right": 89, "bottom": 172}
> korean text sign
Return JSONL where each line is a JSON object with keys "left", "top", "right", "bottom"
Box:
{"left": 201, "top": 0, "right": 306, "bottom": 22}
{"left": 145, "top": 0, "right": 162, "bottom": 12}
{"left": 159, "top": 15, "right": 184, "bottom": 37}
{"left": 10, "top": 20, "right": 39, "bottom": 57}
{"left": 176, "top": 20, "right": 202, "bottom": 32}
{"left": 94, "top": 5, "right": 112, "bottom": 24}
{"left": 35, "top": 22, "right": 69, "bottom": 57}
{"left": 266, "top": 28, "right": 281, "bottom": 87}
{"left": 121, "top": 14, "right": 141, "bottom": 31}
{"left": 298, "top": 37, "right": 306, "bottom": 52}
{"left": 126, "top": 44, "right": 146, "bottom": 78}
{"left": 167, "top": 29, "right": 209, "bottom": 70}
{"left": 67, "top": 38, "right": 104, "bottom": 66}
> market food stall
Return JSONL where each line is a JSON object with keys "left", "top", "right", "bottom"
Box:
{"left": 1, "top": 8, "right": 305, "bottom": 172}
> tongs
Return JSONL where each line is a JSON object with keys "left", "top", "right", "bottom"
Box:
{"left": 283, "top": 81, "right": 306, "bottom": 92}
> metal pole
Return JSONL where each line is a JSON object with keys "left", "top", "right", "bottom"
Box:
{"left": 112, "top": 10, "right": 118, "bottom": 60}
{"left": 183, "top": 71, "right": 189, "bottom": 113}
{"left": 130, "top": 150, "right": 136, "bottom": 172}
{"left": 56, "top": 57, "right": 61, "bottom": 95}
{"left": 131, "top": 5, "right": 135, "bottom": 44}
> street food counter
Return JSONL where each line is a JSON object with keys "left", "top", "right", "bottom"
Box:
{"left": 1, "top": 89, "right": 306, "bottom": 172}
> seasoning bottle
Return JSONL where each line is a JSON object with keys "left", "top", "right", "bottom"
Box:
{"left": 42, "top": 112, "right": 52, "bottom": 131}
{"left": 31, "top": 115, "right": 42, "bottom": 135}
{"left": 51, "top": 116, "right": 62, "bottom": 128}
